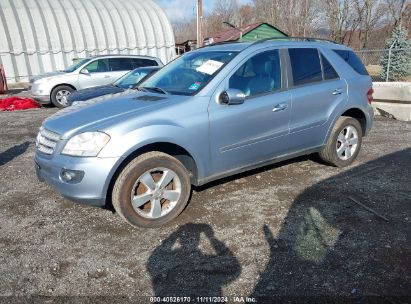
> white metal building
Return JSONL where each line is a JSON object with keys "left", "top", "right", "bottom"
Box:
{"left": 0, "top": 0, "right": 176, "bottom": 83}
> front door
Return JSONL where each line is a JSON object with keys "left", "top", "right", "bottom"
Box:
{"left": 209, "top": 49, "right": 292, "bottom": 175}
{"left": 77, "top": 58, "right": 112, "bottom": 90}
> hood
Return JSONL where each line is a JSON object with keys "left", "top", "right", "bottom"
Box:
{"left": 30, "top": 71, "right": 66, "bottom": 83}
{"left": 68, "top": 85, "right": 125, "bottom": 103}
{"left": 43, "top": 92, "right": 184, "bottom": 138}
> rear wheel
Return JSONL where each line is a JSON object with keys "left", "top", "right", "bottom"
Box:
{"left": 51, "top": 85, "right": 74, "bottom": 108}
{"left": 112, "top": 152, "right": 191, "bottom": 228}
{"left": 318, "top": 116, "right": 363, "bottom": 167}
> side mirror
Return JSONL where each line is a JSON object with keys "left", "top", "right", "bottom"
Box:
{"left": 80, "top": 68, "right": 90, "bottom": 75}
{"left": 219, "top": 89, "right": 245, "bottom": 105}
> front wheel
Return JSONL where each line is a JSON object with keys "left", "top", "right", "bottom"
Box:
{"left": 50, "top": 85, "right": 74, "bottom": 108}
{"left": 318, "top": 116, "right": 363, "bottom": 167}
{"left": 112, "top": 152, "right": 192, "bottom": 228}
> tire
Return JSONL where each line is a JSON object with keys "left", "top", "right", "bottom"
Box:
{"left": 112, "top": 151, "right": 192, "bottom": 228}
{"left": 318, "top": 116, "right": 363, "bottom": 167}
{"left": 50, "top": 85, "right": 75, "bottom": 108}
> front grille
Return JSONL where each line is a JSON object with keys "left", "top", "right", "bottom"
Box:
{"left": 36, "top": 127, "right": 61, "bottom": 155}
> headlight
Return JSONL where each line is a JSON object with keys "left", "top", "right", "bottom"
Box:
{"left": 62, "top": 132, "right": 110, "bottom": 157}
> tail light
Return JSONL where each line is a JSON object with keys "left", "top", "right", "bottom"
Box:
{"left": 367, "top": 88, "right": 374, "bottom": 104}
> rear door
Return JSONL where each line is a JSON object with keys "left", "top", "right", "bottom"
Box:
{"left": 108, "top": 58, "right": 135, "bottom": 82}
{"left": 287, "top": 48, "right": 347, "bottom": 151}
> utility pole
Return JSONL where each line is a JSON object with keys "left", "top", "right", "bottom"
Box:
{"left": 197, "top": 0, "right": 203, "bottom": 48}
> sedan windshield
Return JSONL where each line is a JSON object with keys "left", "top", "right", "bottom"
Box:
{"left": 139, "top": 51, "right": 238, "bottom": 95}
{"left": 114, "top": 68, "right": 157, "bottom": 89}
{"left": 64, "top": 58, "right": 91, "bottom": 73}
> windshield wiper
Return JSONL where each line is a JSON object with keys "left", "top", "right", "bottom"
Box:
{"left": 141, "top": 86, "right": 169, "bottom": 95}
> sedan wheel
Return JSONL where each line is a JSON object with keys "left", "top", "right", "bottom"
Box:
{"left": 55, "top": 90, "right": 71, "bottom": 106}
{"left": 51, "top": 85, "right": 75, "bottom": 108}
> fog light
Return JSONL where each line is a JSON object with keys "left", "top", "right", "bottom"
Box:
{"left": 60, "top": 169, "right": 84, "bottom": 183}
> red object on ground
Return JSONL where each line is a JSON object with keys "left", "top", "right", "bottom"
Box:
{"left": 0, "top": 64, "right": 7, "bottom": 94}
{"left": 0, "top": 96, "right": 40, "bottom": 111}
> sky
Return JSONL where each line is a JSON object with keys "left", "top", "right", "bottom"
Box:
{"left": 155, "top": 0, "right": 251, "bottom": 22}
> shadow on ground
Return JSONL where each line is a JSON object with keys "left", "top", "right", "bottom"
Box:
{"left": 0, "top": 141, "right": 31, "bottom": 166}
{"left": 147, "top": 223, "right": 241, "bottom": 297}
{"left": 251, "top": 147, "right": 411, "bottom": 300}
{"left": 148, "top": 148, "right": 411, "bottom": 299}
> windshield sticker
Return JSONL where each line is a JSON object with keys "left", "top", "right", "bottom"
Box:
{"left": 188, "top": 82, "right": 202, "bottom": 91}
{"left": 196, "top": 60, "right": 224, "bottom": 75}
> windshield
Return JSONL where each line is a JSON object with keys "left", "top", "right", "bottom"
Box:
{"left": 64, "top": 58, "right": 91, "bottom": 73}
{"left": 114, "top": 68, "right": 157, "bottom": 89}
{"left": 139, "top": 51, "right": 238, "bottom": 95}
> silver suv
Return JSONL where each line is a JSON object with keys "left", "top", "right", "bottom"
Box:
{"left": 35, "top": 38, "right": 374, "bottom": 228}
{"left": 30, "top": 55, "right": 163, "bottom": 108}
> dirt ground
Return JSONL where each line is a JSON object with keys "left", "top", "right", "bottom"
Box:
{"left": 0, "top": 108, "right": 410, "bottom": 302}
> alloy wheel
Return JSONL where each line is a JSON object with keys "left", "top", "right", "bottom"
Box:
{"left": 55, "top": 90, "right": 71, "bottom": 106}
{"left": 130, "top": 167, "right": 182, "bottom": 219}
{"left": 336, "top": 125, "right": 359, "bottom": 161}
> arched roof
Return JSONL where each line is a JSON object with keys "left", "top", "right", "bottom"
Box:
{"left": 0, "top": 0, "right": 175, "bottom": 82}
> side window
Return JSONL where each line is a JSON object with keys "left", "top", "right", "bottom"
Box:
{"left": 333, "top": 50, "right": 369, "bottom": 75}
{"left": 321, "top": 54, "right": 339, "bottom": 80}
{"left": 289, "top": 48, "right": 322, "bottom": 86}
{"left": 229, "top": 50, "right": 281, "bottom": 97}
{"left": 109, "top": 58, "right": 134, "bottom": 71}
{"left": 132, "top": 58, "right": 159, "bottom": 68}
{"left": 85, "top": 59, "right": 109, "bottom": 73}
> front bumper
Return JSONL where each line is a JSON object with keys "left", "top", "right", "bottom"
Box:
{"left": 31, "top": 94, "right": 51, "bottom": 104}
{"left": 30, "top": 83, "right": 51, "bottom": 104}
{"left": 35, "top": 151, "right": 121, "bottom": 207}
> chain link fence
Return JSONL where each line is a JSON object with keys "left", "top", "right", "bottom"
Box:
{"left": 355, "top": 48, "right": 411, "bottom": 82}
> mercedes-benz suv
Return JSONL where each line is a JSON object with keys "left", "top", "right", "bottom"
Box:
{"left": 35, "top": 38, "right": 374, "bottom": 228}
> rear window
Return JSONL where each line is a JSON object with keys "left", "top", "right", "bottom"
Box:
{"left": 333, "top": 50, "right": 368, "bottom": 75}
{"left": 132, "top": 58, "right": 159, "bottom": 68}
{"left": 289, "top": 48, "right": 323, "bottom": 86}
{"left": 109, "top": 58, "right": 134, "bottom": 71}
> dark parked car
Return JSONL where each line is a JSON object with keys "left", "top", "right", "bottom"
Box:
{"left": 67, "top": 66, "right": 161, "bottom": 105}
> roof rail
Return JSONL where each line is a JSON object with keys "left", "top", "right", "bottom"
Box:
{"left": 196, "top": 36, "right": 339, "bottom": 51}
{"left": 253, "top": 36, "right": 338, "bottom": 45}
{"left": 198, "top": 40, "right": 244, "bottom": 49}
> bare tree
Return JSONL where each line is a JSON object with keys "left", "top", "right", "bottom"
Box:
{"left": 325, "top": 0, "right": 357, "bottom": 43}
{"left": 173, "top": 19, "right": 197, "bottom": 43}
{"left": 385, "top": 0, "right": 408, "bottom": 28}
{"left": 251, "top": 0, "right": 322, "bottom": 36}
{"left": 354, "top": 0, "right": 386, "bottom": 48}
{"left": 205, "top": 0, "right": 240, "bottom": 35}
{"left": 170, "top": 0, "right": 409, "bottom": 49}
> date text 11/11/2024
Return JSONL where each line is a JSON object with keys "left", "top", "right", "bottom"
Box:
{"left": 149, "top": 296, "right": 257, "bottom": 303}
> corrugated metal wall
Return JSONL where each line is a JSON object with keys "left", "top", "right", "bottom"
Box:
{"left": 0, "top": 0, "right": 176, "bottom": 83}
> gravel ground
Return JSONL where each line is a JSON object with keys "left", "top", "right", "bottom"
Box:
{"left": 0, "top": 108, "right": 410, "bottom": 302}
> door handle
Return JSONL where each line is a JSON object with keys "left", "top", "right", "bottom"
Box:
{"left": 332, "top": 89, "right": 343, "bottom": 95}
{"left": 104, "top": 75, "right": 111, "bottom": 78}
{"left": 272, "top": 103, "right": 288, "bottom": 112}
